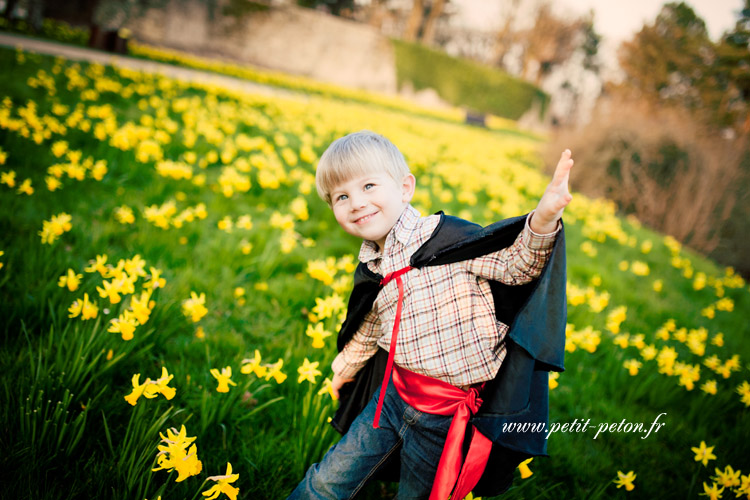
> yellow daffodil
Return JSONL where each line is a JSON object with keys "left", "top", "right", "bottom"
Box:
{"left": 84, "top": 254, "right": 108, "bottom": 275}
{"left": 108, "top": 310, "right": 139, "bottom": 341}
{"left": 210, "top": 366, "right": 237, "bottom": 393}
{"left": 312, "top": 294, "right": 345, "bottom": 320}
{"left": 68, "top": 293, "right": 98, "bottom": 320}
{"left": 613, "top": 470, "right": 636, "bottom": 491}
{"left": 692, "top": 441, "right": 717, "bottom": 467}
{"left": 17, "top": 178, "right": 34, "bottom": 195}
{"left": 202, "top": 462, "right": 240, "bottom": 500}
{"left": 147, "top": 366, "right": 177, "bottom": 401}
{"left": 700, "top": 380, "right": 717, "bottom": 395}
{"left": 39, "top": 212, "right": 72, "bottom": 244}
{"left": 124, "top": 373, "right": 150, "bottom": 406}
{"left": 306, "top": 259, "right": 337, "bottom": 285}
{"left": 241, "top": 350, "right": 267, "bottom": 378}
{"left": 236, "top": 215, "right": 253, "bottom": 230}
{"left": 182, "top": 291, "right": 208, "bottom": 322}
{"left": 58, "top": 268, "right": 83, "bottom": 291}
{"left": 144, "top": 267, "right": 166, "bottom": 290}
{"left": 290, "top": 197, "right": 309, "bottom": 221}
{"left": 737, "top": 381, "right": 750, "bottom": 407}
{"left": 623, "top": 359, "right": 642, "bottom": 376}
{"left": 264, "top": 359, "right": 287, "bottom": 384}
{"left": 152, "top": 425, "right": 202, "bottom": 482}
{"left": 115, "top": 205, "right": 135, "bottom": 224}
{"left": 518, "top": 458, "right": 533, "bottom": 479}
{"left": 297, "top": 358, "right": 322, "bottom": 384}
{"left": 0, "top": 170, "right": 16, "bottom": 187}
{"left": 548, "top": 371, "right": 559, "bottom": 390}
{"left": 129, "top": 290, "right": 154, "bottom": 325}
{"left": 317, "top": 377, "right": 337, "bottom": 400}
{"left": 700, "top": 482, "right": 724, "bottom": 500}
{"left": 306, "top": 322, "right": 332, "bottom": 349}
{"left": 97, "top": 278, "right": 122, "bottom": 304}
{"left": 712, "top": 465, "right": 741, "bottom": 489}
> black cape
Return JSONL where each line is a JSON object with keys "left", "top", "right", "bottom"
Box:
{"left": 330, "top": 212, "right": 567, "bottom": 495}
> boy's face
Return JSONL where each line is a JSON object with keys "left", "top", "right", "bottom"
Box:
{"left": 330, "top": 171, "right": 415, "bottom": 251}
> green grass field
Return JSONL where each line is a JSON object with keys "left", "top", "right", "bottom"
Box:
{"left": 0, "top": 45, "right": 748, "bottom": 500}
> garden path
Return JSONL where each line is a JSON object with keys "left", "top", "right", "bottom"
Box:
{"left": 0, "top": 32, "right": 301, "bottom": 100}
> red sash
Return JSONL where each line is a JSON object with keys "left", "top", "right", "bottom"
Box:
{"left": 393, "top": 365, "right": 492, "bottom": 500}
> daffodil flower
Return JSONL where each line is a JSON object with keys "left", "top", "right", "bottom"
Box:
{"left": 210, "top": 366, "right": 237, "bottom": 393}
{"left": 152, "top": 425, "right": 202, "bottom": 482}
{"left": 623, "top": 359, "right": 642, "bottom": 376}
{"left": 58, "top": 268, "right": 83, "bottom": 291}
{"left": 306, "top": 322, "right": 332, "bottom": 349}
{"left": 317, "top": 377, "right": 337, "bottom": 400}
{"left": 518, "top": 458, "right": 533, "bottom": 479}
{"left": 97, "top": 278, "right": 122, "bottom": 304}
{"left": 144, "top": 267, "right": 166, "bottom": 290}
{"left": 264, "top": 359, "right": 287, "bottom": 384}
{"left": 182, "top": 291, "right": 208, "bottom": 322}
{"left": 700, "top": 482, "right": 724, "bottom": 500}
{"left": 297, "top": 358, "right": 322, "bottom": 384}
{"left": 84, "top": 254, "right": 108, "bottom": 276}
{"left": 130, "top": 290, "right": 154, "bottom": 325}
{"left": 692, "top": 441, "right": 717, "bottom": 467}
{"left": 202, "top": 462, "right": 240, "bottom": 500}
{"left": 241, "top": 350, "right": 267, "bottom": 378}
{"left": 108, "top": 310, "right": 139, "bottom": 341}
{"left": 613, "top": 470, "right": 636, "bottom": 491}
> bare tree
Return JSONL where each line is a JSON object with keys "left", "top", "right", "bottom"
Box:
{"left": 402, "top": 0, "right": 424, "bottom": 41}
{"left": 420, "top": 0, "right": 446, "bottom": 45}
{"left": 518, "top": 2, "right": 585, "bottom": 85}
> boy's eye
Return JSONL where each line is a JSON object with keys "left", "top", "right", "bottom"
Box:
{"left": 336, "top": 194, "right": 348, "bottom": 202}
{"left": 364, "top": 183, "right": 374, "bottom": 190}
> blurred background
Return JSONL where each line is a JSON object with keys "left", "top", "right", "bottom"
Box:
{"left": 1, "top": 2, "right": 749, "bottom": 499}
{"left": 1, "top": 0, "right": 748, "bottom": 278}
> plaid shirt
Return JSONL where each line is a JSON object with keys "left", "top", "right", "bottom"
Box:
{"left": 332, "top": 205, "right": 559, "bottom": 387}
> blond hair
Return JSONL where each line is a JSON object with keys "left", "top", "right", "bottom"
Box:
{"left": 315, "top": 130, "right": 411, "bottom": 205}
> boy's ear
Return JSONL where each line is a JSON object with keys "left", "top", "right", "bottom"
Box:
{"left": 401, "top": 174, "right": 416, "bottom": 203}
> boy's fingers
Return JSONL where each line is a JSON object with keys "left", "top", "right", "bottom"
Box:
{"left": 553, "top": 150, "right": 574, "bottom": 185}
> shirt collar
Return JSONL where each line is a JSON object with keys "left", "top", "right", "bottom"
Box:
{"left": 358, "top": 204, "right": 420, "bottom": 263}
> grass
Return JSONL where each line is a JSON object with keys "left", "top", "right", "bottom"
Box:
{"left": 0, "top": 45, "right": 748, "bottom": 500}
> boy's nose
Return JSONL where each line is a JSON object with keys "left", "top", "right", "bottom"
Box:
{"left": 349, "top": 193, "right": 367, "bottom": 210}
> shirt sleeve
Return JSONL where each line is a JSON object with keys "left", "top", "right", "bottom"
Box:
{"left": 463, "top": 210, "right": 559, "bottom": 285}
{"left": 331, "top": 305, "right": 383, "bottom": 379}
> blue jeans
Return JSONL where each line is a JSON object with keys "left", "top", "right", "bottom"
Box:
{"left": 287, "top": 379, "right": 454, "bottom": 500}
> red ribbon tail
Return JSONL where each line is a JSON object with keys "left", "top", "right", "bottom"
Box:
{"left": 450, "top": 427, "right": 493, "bottom": 500}
{"left": 373, "top": 274, "right": 406, "bottom": 429}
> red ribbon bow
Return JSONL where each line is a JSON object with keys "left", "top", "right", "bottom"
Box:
{"left": 393, "top": 365, "right": 492, "bottom": 500}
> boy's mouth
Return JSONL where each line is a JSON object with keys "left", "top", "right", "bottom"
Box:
{"left": 354, "top": 211, "right": 378, "bottom": 224}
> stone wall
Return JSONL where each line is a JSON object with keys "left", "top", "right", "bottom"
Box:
{"left": 125, "top": 1, "right": 397, "bottom": 94}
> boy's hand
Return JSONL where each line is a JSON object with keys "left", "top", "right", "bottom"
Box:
{"left": 331, "top": 373, "right": 355, "bottom": 400}
{"left": 530, "top": 149, "right": 574, "bottom": 234}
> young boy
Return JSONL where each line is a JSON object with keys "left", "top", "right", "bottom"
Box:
{"left": 288, "top": 130, "right": 572, "bottom": 500}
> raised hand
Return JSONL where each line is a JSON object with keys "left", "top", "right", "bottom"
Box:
{"left": 530, "top": 149, "right": 574, "bottom": 234}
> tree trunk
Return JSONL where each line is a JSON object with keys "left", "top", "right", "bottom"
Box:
{"left": 2, "top": 0, "right": 19, "bottom": 20}
{"left": 421, "top": 0, "right": 446, "bottom": 46}
{"left": 403, "top": 0, "right": 425, "bottom": 42}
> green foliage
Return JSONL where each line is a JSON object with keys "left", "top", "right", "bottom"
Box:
{"left": 0, "top": 45, "right": 748, "bottom": 500}
{"left": 0, "top": 17, "right": 89, "bottom": 46}
{"left": 392, "top": 39, "right": 549, "bottom": 120}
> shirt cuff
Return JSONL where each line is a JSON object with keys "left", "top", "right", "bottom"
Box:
{"left": 332, "top": 352, "right": 361, "bottom": 380}
{"left": 523, "top": 210, "right": 560, "bottom": 250}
